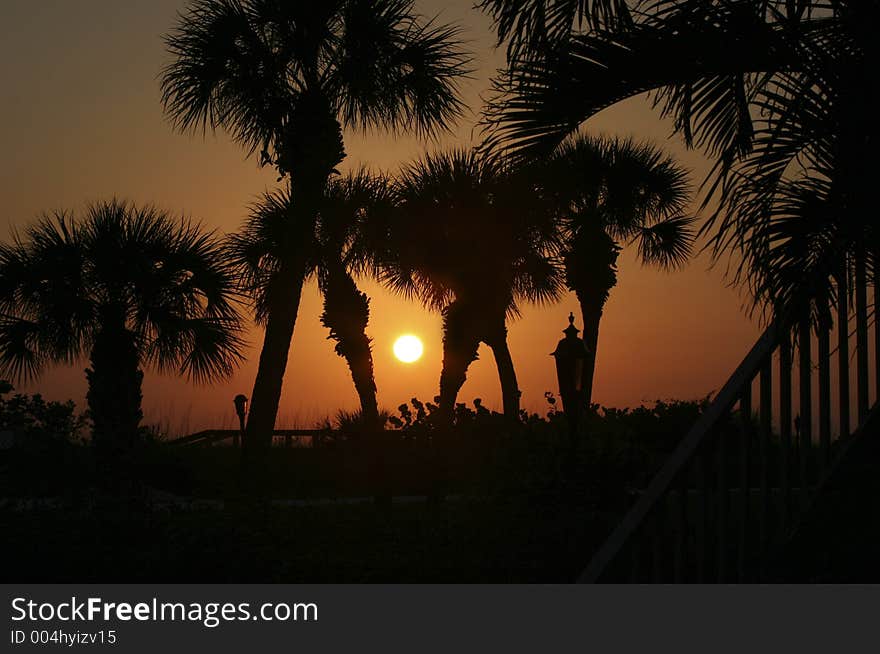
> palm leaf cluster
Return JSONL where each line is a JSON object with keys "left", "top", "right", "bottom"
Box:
{"left": 481, "top": 0, "right": 874, "bottom": 323}
{"left": 0, "top": 200, "right": 245, "bottom": 449}
{"left": 0, "top": 200, "right": 244, "bottom": 383}
{"left": 162, "top": 0, "right": 471, "bottom": 178}
{"left": 543, "top": 134, "right": 694, "bottom": 402}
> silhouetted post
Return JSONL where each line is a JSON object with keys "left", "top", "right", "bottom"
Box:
{"left": 552, "top": 313, "right": 590, "bottom": 470}
{"left": 233, "top": 394, "right": 248, "bottom": 449}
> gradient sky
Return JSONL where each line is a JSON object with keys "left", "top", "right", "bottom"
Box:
{"left": 0, "top": 0, "right": 760, "bottom": 434}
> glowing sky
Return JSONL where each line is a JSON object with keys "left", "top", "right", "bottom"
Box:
{"left": 0, "top": 0, "right": 759, "bottom": 434}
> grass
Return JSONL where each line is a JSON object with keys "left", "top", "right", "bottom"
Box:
{"left": 0, "top": 397, "right": 716, "bottom": 582}
{"left": 1, "top": 492, "right": 614, "bottom": 582}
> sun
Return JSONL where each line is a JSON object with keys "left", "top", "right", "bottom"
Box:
{"left": 393, "top": 334, "right": 424, "bottom": 363}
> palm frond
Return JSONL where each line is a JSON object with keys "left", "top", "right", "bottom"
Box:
{"left": 477, "top": 0, "right": 634, "bottom": 60}
{"left": 333, "top": 0, "right": 472, "bottom": 137}
{"left": 635, "top": 215, "right": 696, "bottom": 270}
{"left": 480, "top": 3, "right": 807, "bottom": 161}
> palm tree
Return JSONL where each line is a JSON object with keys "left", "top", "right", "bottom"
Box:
{"left": 480, "top": 1, "right": 877, "bottom": 319}
{"left": 480, "top": 0, "right": 807, "bottom": 162}
{"left": 228, "top": 171, "right": 392, "bottom": 428}
{"left": 546, "top": 135, "right": 693, "bottom": 404}
{"left": 377, "top": 149, "right": 563, "bottom": 421}
{"left": 161, "top": 0, "right": 469, "bottom": 461}
{"left": 0, "top": 200, "right": 244, "bottom": 455}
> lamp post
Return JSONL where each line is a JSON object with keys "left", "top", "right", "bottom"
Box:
{"left": 551, "top": 313, "right": 589, "bottom": 447}
{"left": 233, "top": 394, "right": 248, "bottom": 449}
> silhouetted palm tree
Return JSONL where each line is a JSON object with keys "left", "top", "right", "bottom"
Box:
{"left": 478, "top": 0, "right": 633, "bottom": 60}
{"left": 481, "top": 0, "right": 808, "bottom": 162}
{"left": 0, "top": 200, "right": 244, "bottom": 455}
{"left": 481, "top": 1, "right": 877, "bottom": 320}
{"left": 378, "top": 150, "right": 562, "bottom": 421}
{"left": 228, "top": 171, "right": 392, "bottom": 427}
{"left": 161, "top": 0, "right": 469, "bottom": 462}
{"left": 701, "top": 3, "right": 879, "bottom": 323}
{"left": 546, "top": 135, "right": 693, "bottom": 404}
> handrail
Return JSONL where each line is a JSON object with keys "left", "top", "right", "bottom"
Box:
{"left": 579, "top": 322, "right": 780, "bottom": 582}
{"left": 166, "top": 428, "right": 325, "bottom": 448}
{"left": 580, "top": 252, "right": 880, "bottom": 582}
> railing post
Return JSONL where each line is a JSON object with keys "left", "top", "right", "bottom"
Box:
{"left": 837, "top": 265, "right": 850, "bottom": 440}
{"left": 716, "top": 430, "right": 728, "bottom": 582}
{"left": 779, "top": 332, "right": 792, "bottom": 537}
{"left": 874, "top": 252, "right": 880, "bottom": 407}
{"left": 856, "top": 249, "right": 869, "bottom": 423}
{"left": 798, "top": 313, "right": 812, "bottom": 507}
{"left": 817, "top": 293, "right": 832, "bottom": 475}
{"left": 674, "top": 470, "right": 688, "bottom": 583}
{"left": 651, "top": 508, "right": 663, "bottom": 583}
{"left": 738, "top": 388, "right": 752, "bottom": 582}
{"left": 629, "top": 536, "right": 641, "bottom": 583}
{"left": 758, "top": 359, "right": 772, "bottom": 563}
{"left": 697, "top": 445, "right": 710, "bottom": 583}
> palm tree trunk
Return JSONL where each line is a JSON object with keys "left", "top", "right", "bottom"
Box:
{"left": 86, "top": 317, "right": 144, "bottom": 457}
{"left": 564, "top": 229, "right": 620, "bottom": 408}
{"left": 577, "top": 292, "right": 606, "bottom": 407}
{"left": 242, "top": 97, "right": 346, "bottom": 485}
{"left": 242, "top": 263, "right": 306, "bottom": 476}
{"left": 438, "top": 299, "right": 481, "bottom": 424}
{"left": 320, "top": 261, "right": 379, "bottom": 426}
{"left": 485, "top": 322, "right": 520, "bottom": 419}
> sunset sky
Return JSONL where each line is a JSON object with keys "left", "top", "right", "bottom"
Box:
{"left": 0, "top": 0, "right": 760, "bottom": 434}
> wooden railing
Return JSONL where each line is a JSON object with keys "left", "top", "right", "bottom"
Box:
{"left": 580, "top": 263, "right": 879, "bottom": 582}
{"left": 166, "top": 428, "right": 325, "bottom": 448}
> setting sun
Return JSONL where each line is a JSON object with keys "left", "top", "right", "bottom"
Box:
{"left": 393, "top": 334, "right": 424, "bottom": 363}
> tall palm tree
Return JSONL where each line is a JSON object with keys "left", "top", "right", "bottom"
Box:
{"left": 546, "top": 135, "right": 693, "bottom": 404}
{"left": 0, "top": 200, "right": 244, "bottom": 455}
{"left": 229, "top": 171, "right": 392, "bottom": 428}
{"left": 377, "top": 149, "right": 563, "bottom": 421}
{"left": 161, "top": 0, "right": 469, "bottom": 461}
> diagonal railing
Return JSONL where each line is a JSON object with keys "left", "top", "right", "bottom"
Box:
{"left": 580, "top": 258, "right": 880, "bottom": 582}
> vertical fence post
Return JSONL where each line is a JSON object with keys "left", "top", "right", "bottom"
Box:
{"left": 738, "top": 388, "right": 752, "bottom": 582}
{"left": 674, "top": 470, "right": 688, "bottom": 583}
{"left": 874, "top": 252, "right": 880, "bottom": 408}
{"left": 716, "top": 429, "right": 728, "bottom": 582}
{"left": 759, "top": 359, "right": 772, "bottom": 562}
{"left": 798, "top": 314, "right": 812, "bottom": 507}
{"left": 697, "top": 445, "right": 711, "bottom": 583}
{"left": 856, "top": 250, "right": 869, "bottom": 423}
{"left": 837, "top": 266, "right": 850, "bottom": 440}
{"left": 651, "top": 508, "right": 663, "bottom": 583}
{"left": 779, "top": 332, "right": 792, "bottom": 537}
{"left": 818, "top": 293, "right": 832, "bottom": 476}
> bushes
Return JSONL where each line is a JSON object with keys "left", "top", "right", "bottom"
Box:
{"left": 0, "top": 381, "right": 91, "bottom": 496}
{"left": 0, "top": 380, "right": 713, "bottom": 501}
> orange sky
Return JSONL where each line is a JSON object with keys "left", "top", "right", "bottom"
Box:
{"left": 0, "top": 0, "right": 760, "bottom": 434}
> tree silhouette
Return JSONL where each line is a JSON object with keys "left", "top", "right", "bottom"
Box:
{"left": 228, "top": 171, "right": 392, "bottom": 428}
{"left": 481, "top": 1, "right": 804, "bottom": 161}
{"left": 545, "top": 135, "right": 693, "bottom": 404}
{"left": 481, "top": 0, "right": 878, "bottom": 321}
{"left": 0, "top": 200, "right": 244, "bottom": 456}
{"left": 376, "top": 149, "right": 562, "bottom": 421}
{"left": 161, "top": 0, "right": 469, "bottom": 469}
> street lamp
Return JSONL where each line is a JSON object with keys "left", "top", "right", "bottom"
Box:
{"left": 233, "top": 394, "right": 248, "bottom": 448}
{"left": 551, "top": 313, "right": 589, "bottom": 440}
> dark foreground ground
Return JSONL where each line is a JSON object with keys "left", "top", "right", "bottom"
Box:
{"left": 2, "top": 492, "right": 611, "bottom": 582}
